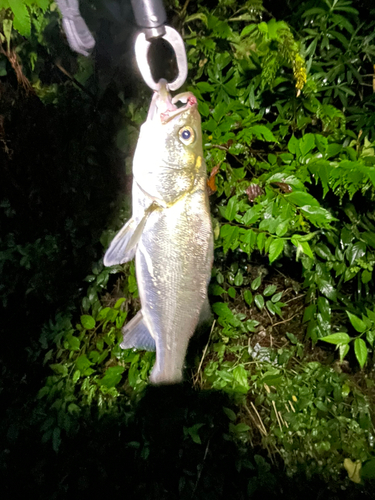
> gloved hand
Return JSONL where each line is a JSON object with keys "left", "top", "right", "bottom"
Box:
{"left": 55, "top": 0, "right": 95, "bottom": 56}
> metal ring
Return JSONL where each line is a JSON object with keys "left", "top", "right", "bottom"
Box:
{"left": 134, "top": 25, "right": 188, "bottom": 91}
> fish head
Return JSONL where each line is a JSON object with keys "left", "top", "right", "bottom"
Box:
{"left": 140, "top": 79, "right": 204, "bottom": 174}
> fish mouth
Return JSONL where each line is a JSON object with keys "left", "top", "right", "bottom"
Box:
{"left": 147, "top": 78, "right": 198, "bottom": 124}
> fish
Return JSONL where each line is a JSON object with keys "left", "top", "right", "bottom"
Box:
{"left": 104, "top": 79, "right": 213, "bottom": 384}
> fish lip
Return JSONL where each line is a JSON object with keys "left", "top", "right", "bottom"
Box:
{"left": 159, "top": 94, "right": 197, "bottom": 124}
{"left": 149, "top": 79, "right": 198, "bottom": 124}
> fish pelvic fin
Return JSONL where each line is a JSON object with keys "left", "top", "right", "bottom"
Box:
{"left": 103, "top": 204, "right": 158, "bottom": 266}
{"left": 120, "top": 310, "right": 156, "bottom": 352}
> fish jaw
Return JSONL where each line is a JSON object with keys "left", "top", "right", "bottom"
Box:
{"left": 147, "top": 79, "right": 198, "bottom": 126}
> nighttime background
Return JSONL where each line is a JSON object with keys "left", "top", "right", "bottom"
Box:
{"left": 1, "top": 1, "right": 375, "bottom": 498}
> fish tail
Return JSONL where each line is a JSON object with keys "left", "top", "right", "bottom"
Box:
{"left": 149, "top": 366, "right": 184, "bottom": 385}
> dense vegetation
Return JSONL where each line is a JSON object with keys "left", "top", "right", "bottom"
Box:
{"left": 1, "top": 0, "right": 375, "bottom": 498}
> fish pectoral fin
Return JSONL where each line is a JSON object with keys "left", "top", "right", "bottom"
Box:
{"left": 103, "top": 217, "right": 138, "bottom": 266}
{"left": 103, "top": 204, "right": 158, "bottom": 267}
{"left": 120, "top": 310, "right": 156, "bottom": 352}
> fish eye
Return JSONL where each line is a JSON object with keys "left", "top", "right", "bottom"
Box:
{"left": 179, "top": 126, "right": 195, "bottom": 145}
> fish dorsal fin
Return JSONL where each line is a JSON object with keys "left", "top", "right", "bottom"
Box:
{"left": 103, "top": 204, "right": 157, "bottom": 267}
{"left": 120, "top": 310, "right": 156, "bottom": 352}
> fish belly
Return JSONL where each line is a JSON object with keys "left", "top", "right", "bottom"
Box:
{"left": 135, "top": 188, "right": 213, "bottom": 384}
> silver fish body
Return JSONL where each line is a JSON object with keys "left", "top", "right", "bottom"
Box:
{"left": 104, "top": 81, "right": 213, "bottom": 384}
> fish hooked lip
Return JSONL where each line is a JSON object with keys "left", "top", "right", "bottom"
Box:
{"left": 151, "top": 78, "right": 197, "bottom": 124}
{"left": 160, "top": 93, "right": 197, "bottom": 124}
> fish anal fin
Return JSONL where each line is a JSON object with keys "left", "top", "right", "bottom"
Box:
{"left": 120, "top": 310, "right": 156, "bottom": 352}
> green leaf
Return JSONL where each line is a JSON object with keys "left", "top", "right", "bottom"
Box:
{"left": 361, "top": 459, "right": 375, "bottom": 480}
{"left": 212, "top": 302, "right": 233, "bottom": 319}
{"left": 254, "top": 295, "right": 264, "bottom": 309}
{"left": 347, "top": 311, "right": 367, "bottom": 333}
{"left": 325, "top": 144, "right": 342, "bottom": 159}
{"left": 319, "top": 332, "right": 350, "bottom": 345}
{"left": 184, "top": 423, "right": 204, "bottom": 444}
{"left": 232, "top": 365, "right": 249, "bottom": 391}
{"left": 243, "top": 205, "right": 262, "bottom": 225}
{"left": 196, "top": 82, "right": 214, "bottom": 93}
{"left": 211, "top": 284, "right": 225, "bottom": 296}
{"left": 114, "top": 298, "right": 126, "bottom": 309}
{"left": 76, "top": 355, "right": 93, "bottom": 372}
{"left": 316, "top": 277, "right": 337, "bottom": 301}
{"left": 302, "top": 7, "right": 327, "bottom": 16}
{"left": 269, "top": 239, "right": 284, "bottom": 263}
{"left": 232, "top": 423, "right": 250, "bottom": 433}
{"left": 287, "top": 135, "right": 298, "bottom": 154}
{"left": 244, "top": 290, "right": 253, "bottom": 306}
{"left": 317, "top": 297, "right": 330, "bottom": 322}
{"left": 50, "top": 364, "right": 68, "bottom": 376}
{"left": 299, "top": 134, "right": 315, "bottom": 156}
{"left": 248, "top": 125, "right": 276, "bottom": 142}
{"left": 366, "top": 330, "right": 375, "bottom": 346}
{"left": 276, "top": 219, "right": 290, "bottom": 237}
{"left": 300, "top": 206, "right": 336, "bottom": 226}
{"left": 346, "top": 242, "right": 366, "bottom": 266}
{"left": 223, "top": 407, "right": 237, "bottom": 421}
{"left": 286, "top": 332, "right": 298, "bottom": 344}
{"left": 81, "top": 314, "right": 96, "bottom": 329}
{"left": 272, "top": 292, "right": 283, "bottom": 303}
{"left": 266, "top": 300, "right": 277, "bottom": 315}
{"left": 354, "top": 338, "right": 367, "bottom": 369}
{"left": 285, "top": 192, "right": 319, "bottom": 207}
{"left": 36, "top": 0, "right": 50, "bottom": 11}
{"left": 11, "top": 0, "right": 31, "bottom": 37}
{"left": 257, "top": 232, "right": 266, "bottom": 252}
{"left": 245, "top": 319, "right": 259, "bottom": 332}
{"left": 98, "top": 366, "right": 125, "bottom": 388}
{"left": 339, "top": 344, "right": 350, "bottom": 362}
{"left": 224, "top": 196, "right": 239, "bottom": 221}
{"left": 315, "top": 243, "right": 333, "bottom": 260}
{"left": 316, "top": 401, "right": 328, "bottom": 412}
{"left": 67, "top": 403, "right": 81, "bottom": 415}
{"left": 234, "top": 271, "right": 243, "bottom": 286}
{"left": 303, "top": 304, "right": 316, "bottom": 323}
{"left": 251, "top": 276, "right": 261, "bottom": 290}
{"left": 362, "top": 231, "right": 375, "bottom": 248}
{"left": 228, "top": 287, "right": 236, "bottom": 298}
{"left": 185, "top": 12, "right": 208, "bottom": 26}
{"left": 72, "top": 370, "right": 80, "bottom": 383}
{"left": 267, "top": 173, "right": 304, "bottom": 189}
{"left": 264, "top": 285, "right": 277, "bottom": 296}
{"left": 221, "top": 225, "right": 240, "bottom": 254}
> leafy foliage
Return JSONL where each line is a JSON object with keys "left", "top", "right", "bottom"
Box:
{"left": 2, "top": 0, "right": 375, "bottom": 495}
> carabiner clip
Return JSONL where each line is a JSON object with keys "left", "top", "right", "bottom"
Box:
{"left": 130, "top": 0, "right": 188, "bottom": 91}
{"left": 134, "top": 27, "right": 187, "bottom": 92}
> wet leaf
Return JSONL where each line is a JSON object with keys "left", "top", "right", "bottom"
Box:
{"left": 264, "top": 285, "right": 277, "bottom": 296}
{"left": 98, "top": 366, "right": 125, "bottom": 388}
{"left": 254, "top": 294, "right": 264, "bottom": 309}
{"left": 320, "top": 332, "right": 350, "bottom": 345}
{"left": 354, "top": 338, "right": 367, "bottom": 368}
{"left": 251, "top": 276, "right": 261, "bottom": 290}
{"left": 81, "top": 315, "right": 95, "bottom": 330}
{"left": 269, "top": 239, "right": 284, "bottom": 263}
{"left": 347, "top": 311, "right": 367, "bottom": 333}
